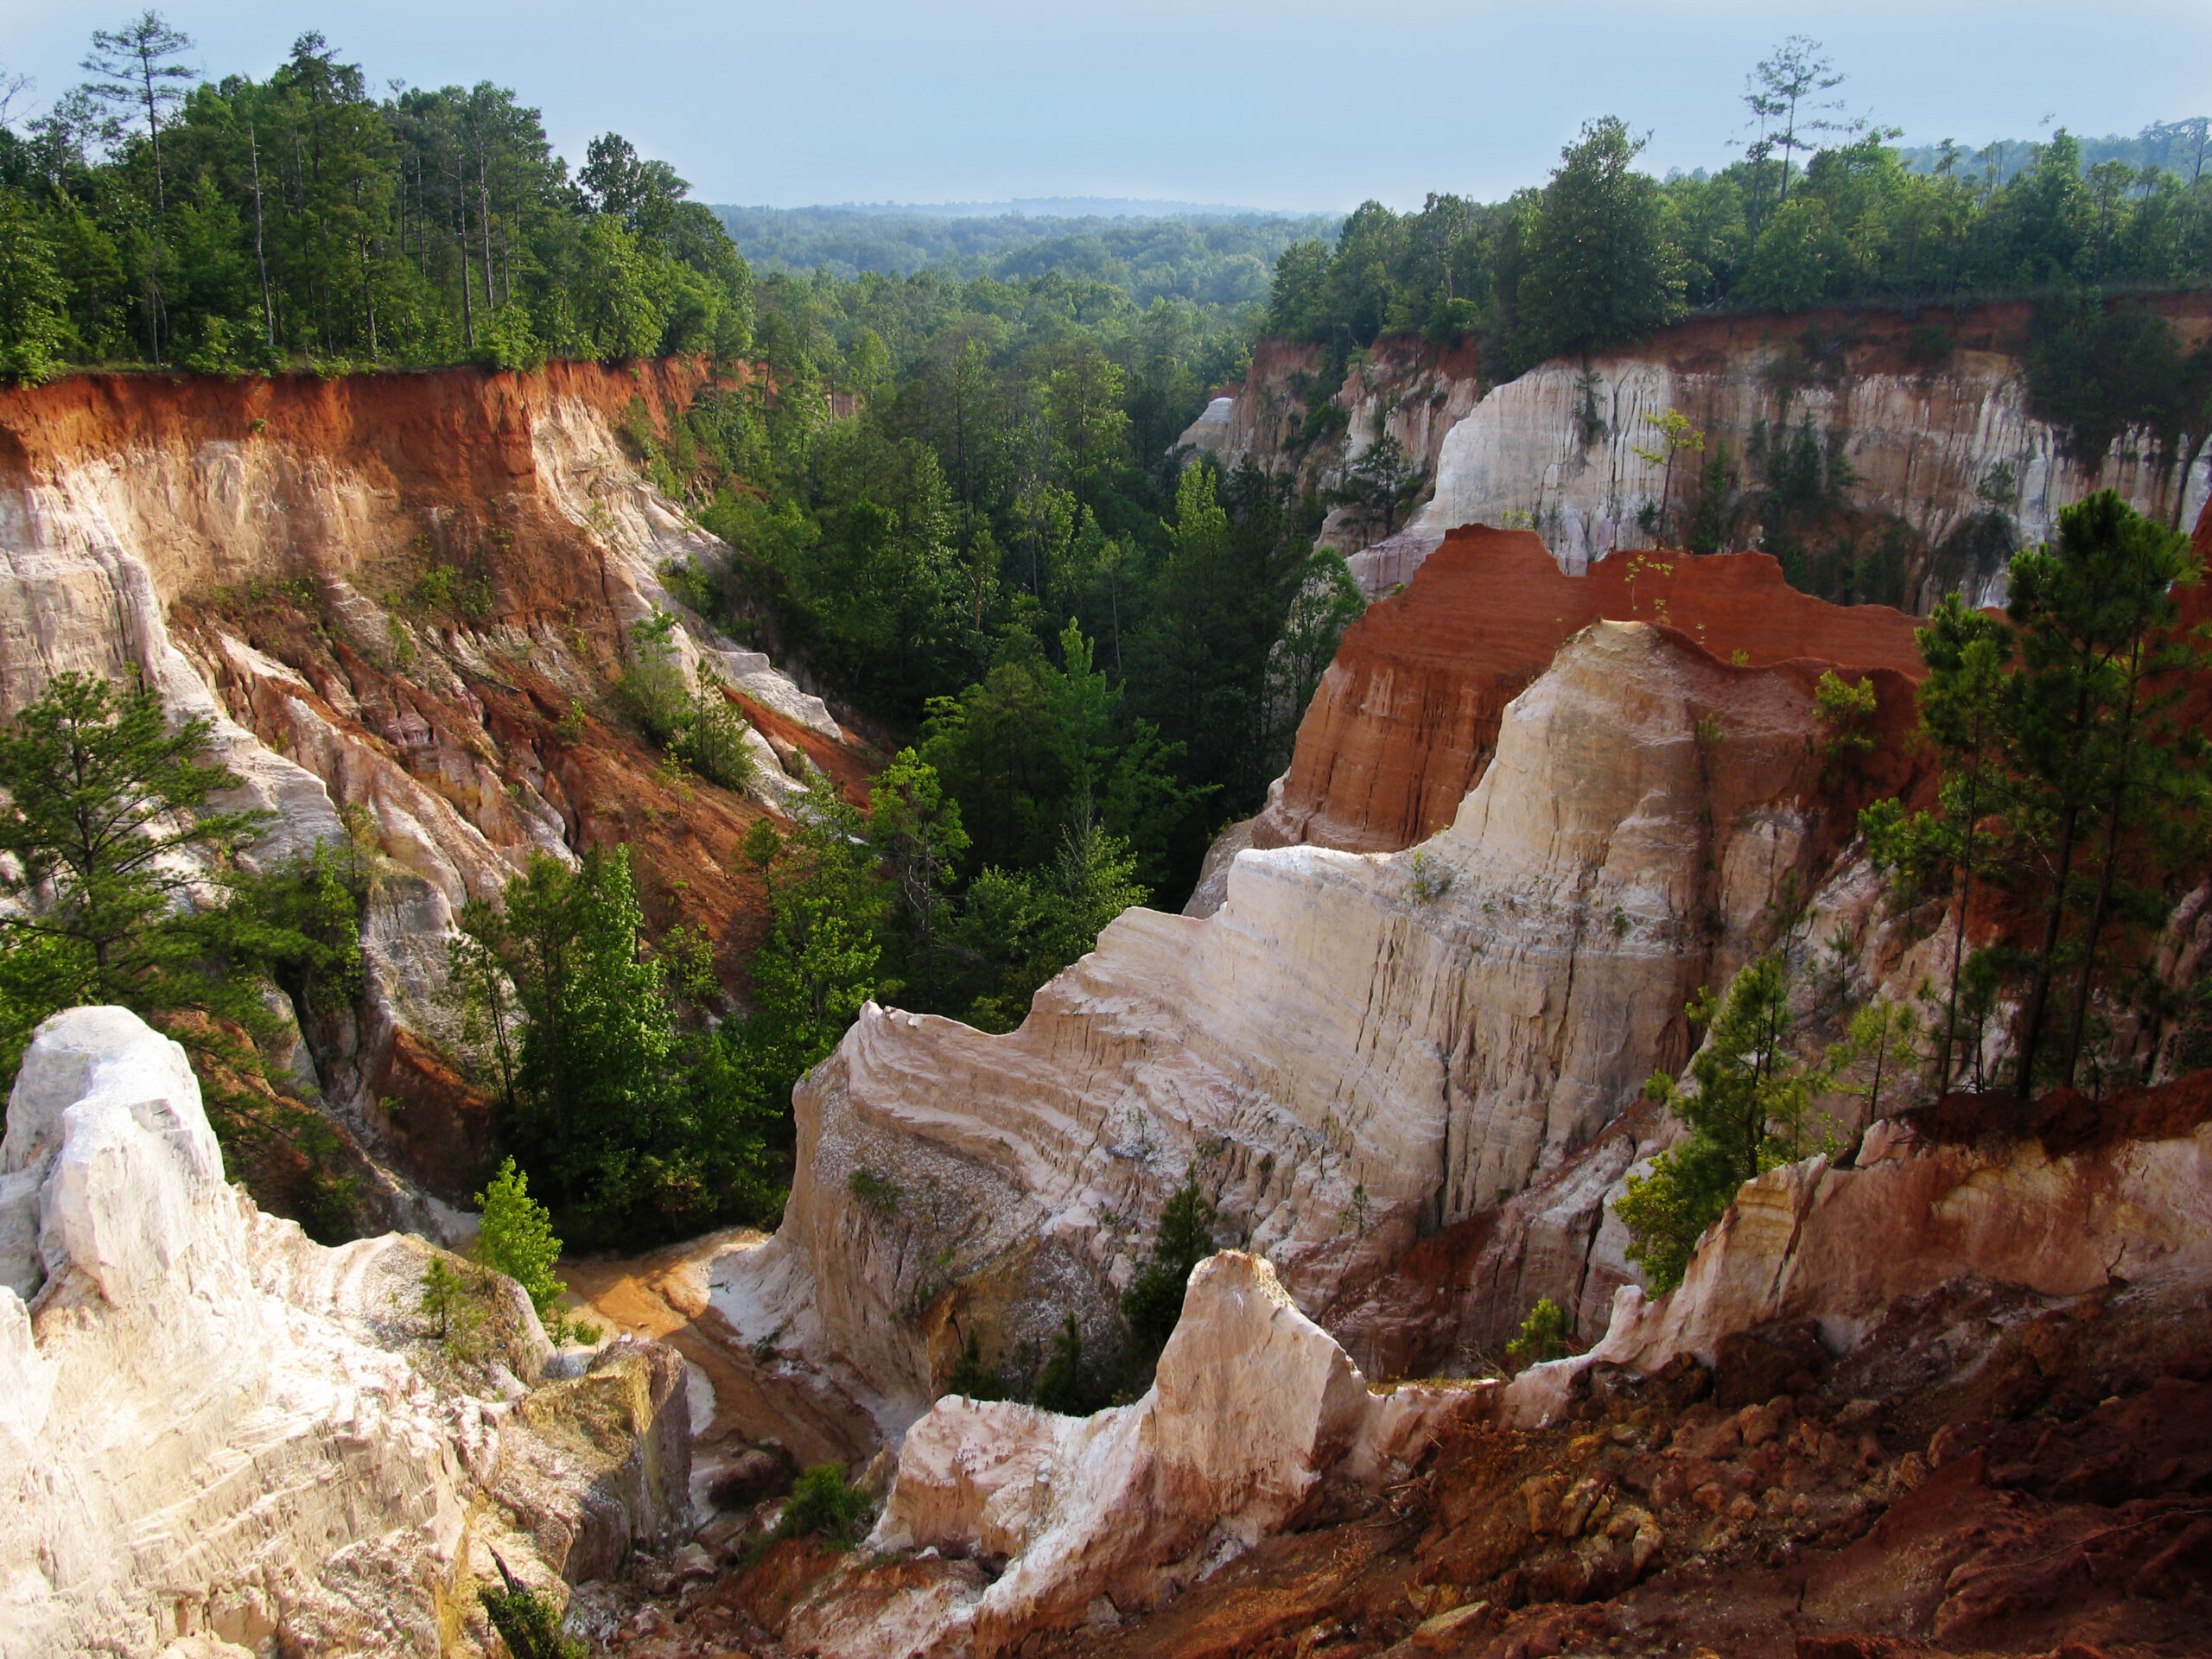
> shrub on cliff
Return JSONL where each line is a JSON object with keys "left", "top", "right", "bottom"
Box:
{"left": 0, "top": 671, "right": 366, "bottom": 1222}
{"left": 1121, "top": 1179, "right": 1219, "bottom": 1364}
{"left": 773, "top": 1464, "right": 874, "bottom": 1548}
{"left": 1617, "top": 954, "right": 1838, "bottom": 1293}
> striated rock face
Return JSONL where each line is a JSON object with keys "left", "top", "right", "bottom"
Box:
{"left": 1254, "top": 525, "right": 1928, "bottom": 857}
{"left": 1196, "top": 301, "right": 2212, "bottom": 597}
{"left": 833, "top": 1253, "right": 1478, "bottom": 1659}
{"left": 0, "top": 365, "right": 856, "bottom": 1218}
{"left": 720, "top": 620, "right": 1901, "bottom": 1427}
{"left": 1404, "top": 308, "right": 2212, "bottom": 581}
{"left": 1591, "top": 1096, "right": 2212, "bottom": 1382}
{"left": 1493, "top": 1074, "right": 2212, "bottom": 1432}
{"left": 1173, "top": 336, "right": 1487, "bottom": 564}
{"left": 0, "top": 1007, "right": 690, "bottom": 1657}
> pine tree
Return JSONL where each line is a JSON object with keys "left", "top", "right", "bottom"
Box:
{"left": 1512, "top": 118, "right": 1684, "bottom": 366}
{"left": 2001, "top": 490, "right": 2201, "bottom": 1094}
{"left": 474, "top": 1156, "right": 566, "bottom": 1321}
{"left": 1615, "top": 954, "right": 1834, "bottom": 1292}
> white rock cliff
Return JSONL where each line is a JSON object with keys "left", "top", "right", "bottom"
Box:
{"left": 0, "top": 1006, "right": 690, "bottom": 1658}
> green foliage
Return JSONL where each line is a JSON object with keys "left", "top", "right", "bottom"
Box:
{"left": 848, "top": 1166, "right": 900, "bottom": 1215}
{"left": 1827, "top": 1000, "right": 1926, "bottom": 1122}
{"left": 1860, "top": 595, "right": 2016, "bottom": 1091}
{"left": 1996, "top": 491, "right": 2204, "bottom": 1093}
{"left": 477, "top": 1576, "right": 585, "bottom": 1659}
{"left": 1510, "top": 118, "right": 1685, "bottom": 370}
{"left": 1504, "top": 1297, "right": 1573, "bottom": 1370}
{"left": 0, "top": 190, "right": 70, "bottom": 384}
{"left": 1616, "top": 954, "right": 1836, "bottom": 1293}
{"left": 1260, "top": 50, "right": 2212, "bottom": 379}
{"left": 670, "top": 683, "right": 758, "bottom": 792}
{"left": 417, "top": 1256, "right": 493, "bottom": 1358}
{"left": 1813, "top": 670, "right": 1878, "bottom": 758}
{"left": 616, "top": 609, "right": 693, "bottom": 745}
{"left": 774, "top": 1464, "right": 874, "bottom": 1547}
{"left": 2026, "top": 301, "right": 2212, "bottom": 517}
{"left": 1119, "top": 1179, "right": 1218, "bottom": 1362}
{"left": 944, "top": 1328, "right": 1006, "bottom": 1401}
{"left": 0, "top": 26, "right": 754, "bottom": 372}
{"left": 474, "top": 1157, "right": 565, "bottom": 1319}
{"left": 454, "top": 845, "right": 779, "bottom": 1243}
{"left": 869, "top": 748, "right": 969, "bottom": 1009}
{"left": 1032, "top": 1311, "right": 1095, "bottom": 1415}
{"left": 0, "top": 671, "right": 365, "bottom": 1211}
{"left": 747, "top": 770, "right": 892, "bottom": 1066}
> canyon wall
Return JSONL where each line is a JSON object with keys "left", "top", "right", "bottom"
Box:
{"left": 742, "top": 1073, "right": 2212, "bottom": 1659}
{"left": 0, "top": 1006, "right": 690, "bottom": 1658}
{"left": 1254, "top": 525, "right": 1929, "bottom": 857}
{"left": 1185, "top": 300, "right": 2212, "bottom": 598}
{"left": 720, "top": 613, "right": 1932, "bottom": 1430}
{"left": 0, "top": 364, "right": 855, "bottom": 1221}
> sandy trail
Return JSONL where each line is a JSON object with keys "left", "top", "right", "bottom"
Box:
{"left": 562, "top": 1229, "right": 879, "bottom": 1476}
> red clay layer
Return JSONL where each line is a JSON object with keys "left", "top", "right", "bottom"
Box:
{"left": 1265, "top": 525, "right": 1932, "bottom": 855}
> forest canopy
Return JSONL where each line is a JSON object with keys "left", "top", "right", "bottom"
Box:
{"left": 1265, "top": 43, "right": 2210, "bottom": 376}
{"left": 0, "top": 17, "right": 754, "bottom": 378}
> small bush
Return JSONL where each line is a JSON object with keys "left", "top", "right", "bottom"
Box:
{"left": 848, "top": 1166, "right": 900, "bottom": 1215}
{"left": 1814, "top": 670, "right": 1878, "bottom": 759}
{"left": 475, "top": 1157, "right": 566, "bottom": 1319}
{"left": 418, "top": 1256, "right": 492, "bottom": 1361}
{"left": 671, "top": 688, "right": 757, "bottom": 791}
{"left": 618, "top": 610, "right": 692, "bottom": 742}
{"left": 1504, "top": 1296, "right": 1574, "bottom": 1370}
{"left": 478, "top": 1577, "right": 583, "bottom": 1659}
{"left": 1033, "top": 1311, "right": 1095, "bottom": 1415}
{"left": 1120, "top": 1179, "right": 1217, "bottom": 1362}
{"left": 774, "top": 1463, "right": 873, "bottom": 1547}
{"left": 944, "top": 1329, "right": 1006, "bottom": 1400}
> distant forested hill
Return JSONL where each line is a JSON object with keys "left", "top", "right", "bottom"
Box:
{"left": 712, "top": 205, "right": 1339, "bottom": 308}
{"left": 1897, "top": 120, "right": 2210, "bottom": 188}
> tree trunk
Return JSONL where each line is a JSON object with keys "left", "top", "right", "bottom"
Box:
{"left": 456, "top": 204, "right": 475, "bottom": 350}
{"left": 2062, "top": 647, "right": 2146, "bottom": 1088}
{"left": 478, "top": 155, "right": 496, "bottom": 315}
{"left": 2016, "top": 798, "right": 2084, "bottom": 1099}
{"left": 250, "top": 126, "right": 274, "bottom": 346}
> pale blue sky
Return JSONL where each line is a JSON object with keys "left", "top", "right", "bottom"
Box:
{"left": 5, "top": 0, "right": 2208, "bottom": 212}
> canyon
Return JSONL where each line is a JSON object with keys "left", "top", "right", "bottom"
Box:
{"left": 0, "top": 361, "right": 861, "bottom": 1227}
{"left": 3, "top": 336, "right": 2210, "bottom": 1658}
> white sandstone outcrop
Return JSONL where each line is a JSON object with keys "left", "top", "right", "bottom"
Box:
{"left": 818, "top": 1252, "right": 1479, "bottom": 1659}
{"left": 1403, "top": 352, "right": 2209, "bottom": 581}
{"left": 719, "top": 621, "right": 1847, "bottom": 1427}
{"left": 1188, "top": 332, "right": 2209, "bottom": 596}
{"left": 0, "top": 1006, "right": 690, "bottom": 1658}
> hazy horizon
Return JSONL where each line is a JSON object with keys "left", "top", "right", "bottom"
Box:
{"left": 4, "top": 0, "right": 2208, "bottom": 213}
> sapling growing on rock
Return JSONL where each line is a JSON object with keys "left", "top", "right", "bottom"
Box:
{"left": 773, "top": 1464, "right": 873, "bottom": 1547}
{"left": 475, "top": 1158, "right": 596, "bottom": 1344}
{"left": 1616, "top": 953, "right": 1838, "bottom": 1293}
{"left": 1505, "top": 1296, "right": 1574, "bottom": 1370}
{"left": 1121, "top": 1179, "right": 1220, "bottom": 1363}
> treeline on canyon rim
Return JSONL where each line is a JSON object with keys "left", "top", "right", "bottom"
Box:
{"left": 1266, "top": 40, "right": 2212, "bottom": 372}
{"left": 0, "top": 16, "right": 753, "bottom": 378}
